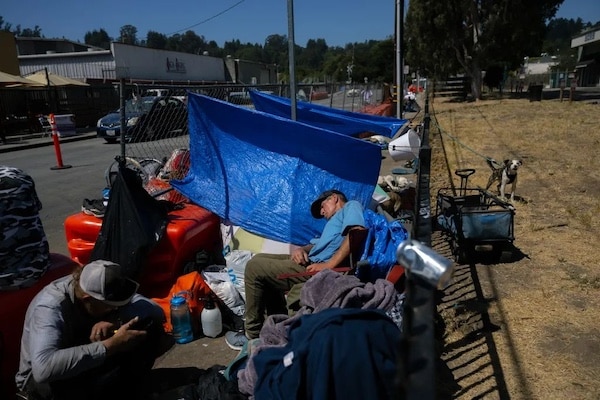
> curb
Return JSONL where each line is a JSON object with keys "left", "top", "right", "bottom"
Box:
{"left": 0, "top": 132, "right": 97, "bottom": 154}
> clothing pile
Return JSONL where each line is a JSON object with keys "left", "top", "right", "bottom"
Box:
{"left": 231, "top": 269, "right": 405, "bottom": 399}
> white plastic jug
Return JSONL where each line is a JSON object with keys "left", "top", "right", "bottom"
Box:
{"left": 201, "top": 298, "right": 222, "bottom": 338}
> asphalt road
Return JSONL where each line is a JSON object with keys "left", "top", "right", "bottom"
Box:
{"left": 1, "top": 131, "right": 119, "bottom": 254}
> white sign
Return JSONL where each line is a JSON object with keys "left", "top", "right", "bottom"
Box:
{"left": 112, "top": 43, "right": 225, "bottom": 81}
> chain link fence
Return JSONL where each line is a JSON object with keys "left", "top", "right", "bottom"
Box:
{"left": 110, "top": 81, "right": 388, "bottom": 184}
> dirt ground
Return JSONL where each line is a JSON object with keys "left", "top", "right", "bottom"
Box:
{"left": 423, "top": 92, "right": 600, "bottom": 399}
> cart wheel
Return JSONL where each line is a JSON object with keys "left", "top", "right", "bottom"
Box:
{"left": 451, "top": 241, "right": 469, "bottom": 264}
{"left": 455, "top": 247, "right": 470, "bottom": 264}
{"left": 497, "top": 243, "right": 514, "bottom": 263}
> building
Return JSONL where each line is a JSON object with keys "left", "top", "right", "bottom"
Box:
{"left": 224, "top": 56, "right": 278, "bottom": 85}
{"left": 571, "top": 26, "right": 600, "bottom": 87}
{"left": 17, "top": 40, "right": 228, "bottom": 84}
{"left": 0, "top": 31, "right": 20, "bottom": 75}
{"left": 15, "top": 37, "right": 275, "bottom": 85}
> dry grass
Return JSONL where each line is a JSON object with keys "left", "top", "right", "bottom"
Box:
{"left": 423, "top": 94, "right": 600, "bottom": 399}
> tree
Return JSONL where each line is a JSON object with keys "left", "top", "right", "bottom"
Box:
{"left": 368, "top": 38, "right": 395, "bottom": 83}
{"left": 405, "top": 0, "right": 563, "bottom": 99}
{"left": 146, "top": 30, "right": 167, "bottom": 49}
{"left": 322, "top": 49, "right": 347, "bottom": 82}
{"left": 166, "top": 30, "right": 206, "bottom": 54}
{"left": 223, "top": 39, "right": 243, "bottom": 57}
{"left": 17, "top": 26, "right": 43, "bottom": 37}
{"left": 543, "top": 17, "right": 584, "bottom": 72}
{"left": 205, "top": 40, "right": 224, "bottom": 58}
{"left": 84, "top": 29, "right": 111, "bottom": 49}
{"left": 119, "top": 24, "right": 138, "bottom": 45}
{"left": 1, "top": 16, "right": 43, "bottom": 37}
{"left": 0, "top": 16, "right": 12, "bottom": 32}
{"left": 263, "top": 34, "right": 288, "bottom": 67}
{"left": 236, "top": 43, "right": 263, "bottom": 63}
{"left": 298, "top": 38, "right": 328, "bottom": 70}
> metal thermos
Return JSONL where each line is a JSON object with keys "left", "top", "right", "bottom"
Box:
{"left": 396, "top": 240, "right": 454, "bottom": 289}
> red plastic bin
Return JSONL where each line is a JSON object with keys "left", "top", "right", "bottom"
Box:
{"left": 64, "top": 203, "right": 222, "bottom": 299}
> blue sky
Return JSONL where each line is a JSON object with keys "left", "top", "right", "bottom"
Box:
{"left": 2, "top": 0, "right": 599, "bottom": 48}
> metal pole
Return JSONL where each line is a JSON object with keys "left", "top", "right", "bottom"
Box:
{"left": 119, "top": 78, "right": 126, "bottom": 163}
{"left": 287, "top": 0, "right": 297, "bottom": 121}
{"left": 44, "top": 67, "right": 58, "bottom": 114}
{"left": 406, "top": 99, "right": 436, "bottom": 400}
{"left": 395, "top": 0, "right": 404, "bottom": 119}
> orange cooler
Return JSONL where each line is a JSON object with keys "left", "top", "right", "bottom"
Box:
{"left": 64, "top": 203, "right": 221, "bottom": 298}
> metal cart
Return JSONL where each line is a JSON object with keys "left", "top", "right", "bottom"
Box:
{"left": 435, "top": 169, "right": 515, "bottom": 263}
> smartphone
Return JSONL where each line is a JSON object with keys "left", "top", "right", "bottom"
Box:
{"left": 130, "top": 316, "right": 154, "bottom": 331}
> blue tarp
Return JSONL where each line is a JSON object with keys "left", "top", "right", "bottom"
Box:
{"left": 171, "top": 93, "right": 382, "bottom": 245}
{"left": 249, "top": 90, "right": 407, "bottom": 138}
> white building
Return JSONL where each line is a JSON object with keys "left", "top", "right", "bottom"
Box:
{"left": 571, "top": 27, "right": 600, "bottom": 87}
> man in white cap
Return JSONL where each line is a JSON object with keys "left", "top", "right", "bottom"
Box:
{"left": 15, "top": 260, "right": 166, "bottom": 400}
{"left": 225, "top": 189, "right": 365, "bottom": 350}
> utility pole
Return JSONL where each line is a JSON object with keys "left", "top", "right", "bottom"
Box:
{"left": 287, "top": 0, "right": 297, "bottom": 121}
{"left": 395, "top": 0, "right": 404, "bottom": 119}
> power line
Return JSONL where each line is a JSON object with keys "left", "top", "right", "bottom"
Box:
{"left": 166, "top": 0, "right": 246, "bottom": 35}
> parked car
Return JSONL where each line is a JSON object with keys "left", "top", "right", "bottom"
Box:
{"left": 96, "top": 96, "right": 187, "bottom": 143}
{"left": 144, "top": 88, "right": 187, "bottom": 103}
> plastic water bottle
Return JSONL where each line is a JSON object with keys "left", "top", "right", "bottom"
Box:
{"left": 201, "top": 297, "right": 222, "bottom": 338}
{"left": 102, "top": 187, "right": 110, "bottom": 207}
{"left": 170, "top": 295, "right": 194, "bottom": 344}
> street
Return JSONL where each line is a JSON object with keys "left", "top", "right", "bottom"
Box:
{"left": 2, "top": 138, "right": 121, "bottom": 255}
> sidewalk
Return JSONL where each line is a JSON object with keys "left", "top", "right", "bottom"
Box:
{"left": 0, "top": 129, "right": 97, "bottom": 154}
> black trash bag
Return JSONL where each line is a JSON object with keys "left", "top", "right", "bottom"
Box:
{"left": 90, "top": 167, "right": 170, "bottom": 279}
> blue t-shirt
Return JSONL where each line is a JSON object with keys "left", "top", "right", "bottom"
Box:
{"left": 308, "top": 200, "right": 364, "bottom": 263}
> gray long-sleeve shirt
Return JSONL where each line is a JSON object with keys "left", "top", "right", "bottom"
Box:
{"left": 15, "top": 274, "right": 164, "bottom": 391}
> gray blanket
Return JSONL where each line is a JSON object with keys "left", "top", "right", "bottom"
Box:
{"left": 236, "top": 269, "right": 398, "bottom": 396}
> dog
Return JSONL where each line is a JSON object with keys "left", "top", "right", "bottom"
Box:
{"left": 485, "top": 158, "right": 522, "bottom": 201}
{"left": 377, "top": 175, "right": 409, "bottom": 216}
{"left": 377, "top": 174, "right": 409, "bottom": 193}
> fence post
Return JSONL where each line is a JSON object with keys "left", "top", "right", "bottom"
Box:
{"left": 48, "top": 113, "right": 72, "bottom": 170}
{"left": 398, "top": 97, "right": 436, "bottom": 400}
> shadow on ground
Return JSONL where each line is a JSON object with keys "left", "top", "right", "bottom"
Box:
{"left": 433, "top": 231, "right": 513, "bottom": 399}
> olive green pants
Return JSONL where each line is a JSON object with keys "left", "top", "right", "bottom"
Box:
{"left": 244, "top": 253, "right": 309, "bottom": 339}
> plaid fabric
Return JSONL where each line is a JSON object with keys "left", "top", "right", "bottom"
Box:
{"left": 386, "top": 292, "right": 406, "bottom": 331}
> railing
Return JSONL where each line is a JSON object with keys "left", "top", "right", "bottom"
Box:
{"left": 433, "top": 77, "right": 471, "bottom": 99}
{"left": 401, "top": 97, "right": 436, "bottom": 399}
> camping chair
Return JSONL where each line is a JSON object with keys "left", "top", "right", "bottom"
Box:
{"left": 38, "top": 116, "right": 52, "bottom": 138}
{"left": 277, "top": 228, "right": 405, "bottom": 291}
{"left": 277, "top": 227, "right": 369, "bottom": 282}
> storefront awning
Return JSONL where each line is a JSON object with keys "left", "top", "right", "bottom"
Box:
{"left": 575, "top": 59, "right": 595, "bottom": 69}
